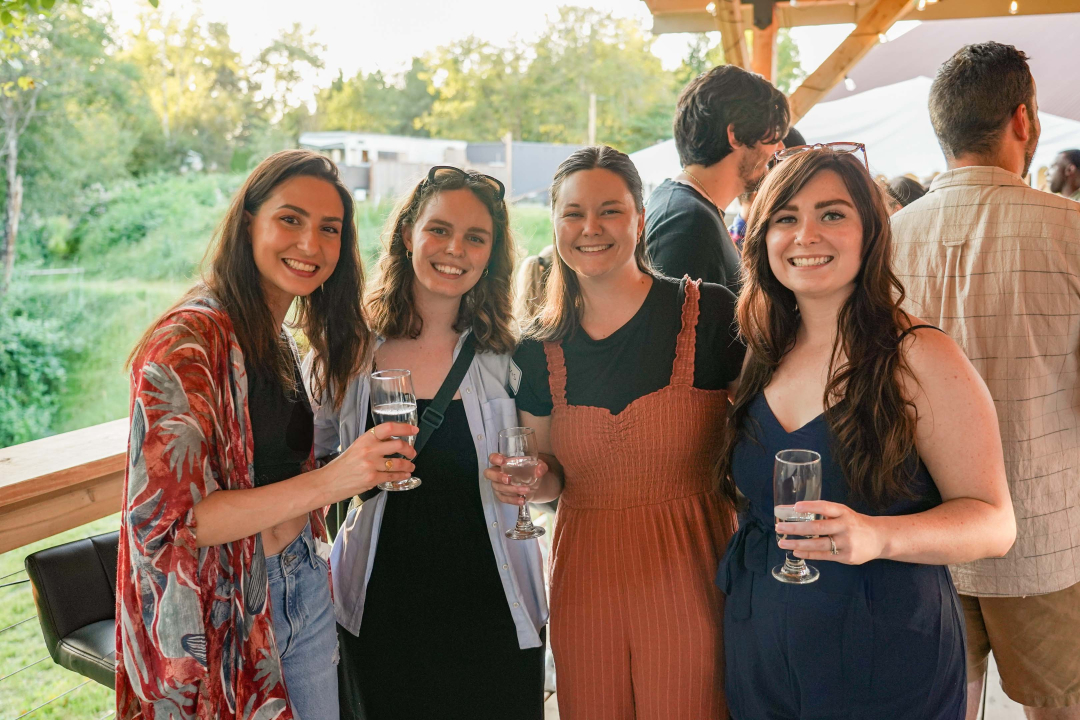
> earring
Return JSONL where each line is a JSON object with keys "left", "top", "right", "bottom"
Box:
{"left": 406, "top": 250, "right": 413, "bottom": 260}
{"left": 321, "top": 282, "right": 325, "bottom": 292}
{"left": 482, "top": 267, "right": 489, "bottom": 277}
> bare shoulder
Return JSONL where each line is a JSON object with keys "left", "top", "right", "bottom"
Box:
{"left": 897, "top": 315, "right": 967, "bottom": 376}
{"left": 897, "top": 314, "right": 991, "bottom": 426}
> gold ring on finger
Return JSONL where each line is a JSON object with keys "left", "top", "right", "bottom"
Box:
{"left": 384, "top": 459, "right": 393, "bottom": 471}
{"left": 829, "top": 536, "right": 839, "bottom": 555}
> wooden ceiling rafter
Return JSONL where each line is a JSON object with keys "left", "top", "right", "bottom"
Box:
{"left": 644, "top": 0, "right": 1080, "bottom": 34}
{"left": 714, "top": 0, "right": 750, "bottom": 69}
{"left": 786, "top": 0, "right": 916, "bottom": 122}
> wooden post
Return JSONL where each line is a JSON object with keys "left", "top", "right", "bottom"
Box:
{"left": 714, "top": 0, "right": 749, "bottom": 69}
{"left": 751, "top": 7, "right": 778, "bottom": 81}
{"left": 787, "top": 0, "right": 916, "bottom": 123}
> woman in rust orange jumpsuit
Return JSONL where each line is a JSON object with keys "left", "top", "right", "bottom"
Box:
{"left": 486, "top": 146, "right": 744, "bottom": 719}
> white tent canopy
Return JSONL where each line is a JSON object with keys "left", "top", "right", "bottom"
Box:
{"left": 631, "top": 76, "right": 1080, "bottom": 195}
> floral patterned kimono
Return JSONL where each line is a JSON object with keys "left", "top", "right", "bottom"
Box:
{"left": 116, "top": 298, "right": 327, "bottom": 720}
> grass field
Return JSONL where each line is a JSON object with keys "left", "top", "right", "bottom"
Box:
{"left": 0, "top": 515, "right": 120, "bottom": 720}
{"left": 1, "top": 195, "right": 553, "bottom": 719}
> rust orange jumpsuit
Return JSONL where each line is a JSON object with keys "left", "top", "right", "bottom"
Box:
{"left": 544, "top": 280, "right": 736, "bottom": 719}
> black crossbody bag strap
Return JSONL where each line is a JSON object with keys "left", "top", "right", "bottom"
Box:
{"left": 354, "top": 334, "right": 477, "bottom": 504}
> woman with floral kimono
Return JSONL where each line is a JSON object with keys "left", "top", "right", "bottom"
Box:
{"left": 117, "top": 149, "right": 416, "bottom": 720}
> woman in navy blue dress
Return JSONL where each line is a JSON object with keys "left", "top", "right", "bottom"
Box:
{"left": 716, "top": 147, "right": 1016, "bottom": 720}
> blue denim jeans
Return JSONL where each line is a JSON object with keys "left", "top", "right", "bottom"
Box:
{"left": 266, "top": 523, "right": 340, "bottom": 720}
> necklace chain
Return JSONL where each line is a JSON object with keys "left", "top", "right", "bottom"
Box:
{"left": 680, "top": 168, "right": 720, "bottom": 210}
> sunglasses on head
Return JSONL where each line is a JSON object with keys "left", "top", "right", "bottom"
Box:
{"left": 425, "top": 165, "right": 506, "bottom": 202}
{"left": 770, "top": 142, "right": 869, "bottom": 172}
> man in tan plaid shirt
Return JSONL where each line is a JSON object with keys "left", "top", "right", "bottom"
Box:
{"left": 892, "top": 43, "right": 1080, "bottom": 718}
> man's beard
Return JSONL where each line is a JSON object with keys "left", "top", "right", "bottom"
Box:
{"left": 739, "top": 152, "right": 769, "bottom": 194}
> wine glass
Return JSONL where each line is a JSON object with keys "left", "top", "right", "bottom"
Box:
{"left": 499, "top": 427, "right": 545, "bottom": 540}
{"left": 772, "top": 449, "right": 822, "bottom": 584}
{"left": 369, "top": 369, "right": 421, "bottom": 491}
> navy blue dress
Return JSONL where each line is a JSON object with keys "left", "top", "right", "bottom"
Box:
{"left": 718, "top": 393, "right": 967, "bottom": 720}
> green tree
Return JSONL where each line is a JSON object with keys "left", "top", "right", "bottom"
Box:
{"left": 314, "top": 57, "right": 435, "bottom": 137}
{"left": 122, "top": 9, "right": 258, "bottom": 170}
{"left": 0, "top": 2, "right": 163, "bottom": 292}
{"left": 774, "top": 29, "right": 805, "bottom": 95}
{"left": 417, "top": 8, "right": 675, "bottom": 152}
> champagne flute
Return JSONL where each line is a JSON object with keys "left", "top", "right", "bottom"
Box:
{"left": 369, "top": 369, "right": 421, "bottom": 491}
{"left": 772, "top": 448, "right": 822, "bottom": 584}
{"left": 499, "top": 427, "right": 545, "bottom": 540}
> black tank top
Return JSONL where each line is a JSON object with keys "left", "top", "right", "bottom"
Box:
{"left": 247, "top": 348, "right": 313, "bottom": 487}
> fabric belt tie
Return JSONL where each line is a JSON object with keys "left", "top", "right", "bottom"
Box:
{"left": 716, "top": 511, "right": 771, "bottom": 621}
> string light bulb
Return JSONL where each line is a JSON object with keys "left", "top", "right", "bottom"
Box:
{"left": 706, "top": 1, "right": 716, "bottom": 15}
{"left": 878, "top": 33, "right": 888, "bottom": 43}
{"left": 844, "top": 76, "right": 857, "bottom": 92}
{"left": 1010, "top": 1, "right": 1019, "bottom": 14}
{"left": 917, "top": 0, "right": 927, "bottom": 10}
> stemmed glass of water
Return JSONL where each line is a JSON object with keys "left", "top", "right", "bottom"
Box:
{"left": 499, "top": 427, "right": 545, "bottom": 540}
{"left": 369, "top": 369, "right": 421, "bottom": 492}
{"left": 772, "top": 449, "right": 822, "bottom": 584}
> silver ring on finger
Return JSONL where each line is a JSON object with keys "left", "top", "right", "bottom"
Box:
{"left": 829, "top": 536, "right": 839, "bottom": 555}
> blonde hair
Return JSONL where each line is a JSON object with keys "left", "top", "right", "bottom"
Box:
{"left": 513, "top": 245, "right": 554, "bottom": 325}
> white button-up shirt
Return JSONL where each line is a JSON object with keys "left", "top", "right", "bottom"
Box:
{"left": 306, "top": 332, "right": 549, "bottom": 647}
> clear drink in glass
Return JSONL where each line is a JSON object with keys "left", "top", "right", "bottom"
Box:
{"left": 499, "top": 427, "right": 544, "bottom": 540}
{"left": 772, "top": 448, "right": 822, "bottom": 584}
{"left": 369, "top": 369, "right": 421, "bottom": 491}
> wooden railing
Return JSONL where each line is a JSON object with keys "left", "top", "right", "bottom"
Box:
{"left": 0, "top": 419, "right": 128, "bottom": 554}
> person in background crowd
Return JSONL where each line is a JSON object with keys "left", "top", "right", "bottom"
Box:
{"left": 886, "top": 176, "right": 928, "bottom": 209}
{"left": 891, "top": 42, "right": 1080, "bottom": 720}
{"left": 718, "top": 144, "right": 1013, "bottom": 720}
{"left": 312, "top": 166, "right": 548, "bottom": 720}
{"left": 514, "top": 243, "right": 555, "bottom": 321}
{"left": 117, "top": 150, "right": 417, "bottom": 720}
{"left": 730, "top": 128, "right": 806, "bottom": 252}
{"left": 1049, "top": 149, "right": 1080, "bottom": 201}
{"left": 645, "top": 65, "right": 789, "bottom": 293}
{"left": 492, "top": 146, "right": 744, "bottom": 719}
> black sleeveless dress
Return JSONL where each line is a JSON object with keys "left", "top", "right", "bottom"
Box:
{"left": 718, "top": 393, "right": 967, "bottom": 720}
{"left": 342, "top": 399, "right": 545, "bottom": 720}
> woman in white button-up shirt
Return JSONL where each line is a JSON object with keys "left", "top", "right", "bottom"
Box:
{"left": 307, "top": 167, "right": 548, "bottom": 720}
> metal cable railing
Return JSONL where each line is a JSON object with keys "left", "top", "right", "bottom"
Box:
{"left": 0, "top": 616, "right": 37, "bottom": 635}
{"left": 0, "top": 656, "right": 50, "bottom": 684}
{"left": 12, "top": 679, "right": 91, "bottom": 719}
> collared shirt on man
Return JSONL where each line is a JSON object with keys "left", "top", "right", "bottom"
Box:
{"left": 891, "top": 166, "right": 1080, "bottom": 597}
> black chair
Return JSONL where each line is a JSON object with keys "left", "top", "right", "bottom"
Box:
{"left": 24, "top": 531, "right": 119, "bottom": 689}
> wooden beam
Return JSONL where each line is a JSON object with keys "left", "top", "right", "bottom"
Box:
{"left": 0, "top": 471, "right": 123, "bottom": 554}
{"left": 787, "top": 0, "right": 916, "bottom": 123}
{"left": 715, "top": 0, "right": 749, "bottom": 69}
{"left": 751, "top": 8, "right": 778, "bottom": 81}
{"left": 647, "top": 0, "right": 1080, "bottom": 34}
{"left": 0, "top": 418, "right": 128, "bottom": 554}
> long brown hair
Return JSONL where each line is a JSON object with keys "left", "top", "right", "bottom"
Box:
{"left": 365, "top": 170, "right": 517, "bottom": 354}
{"left": 527, "top": 145, "right": 654, "bottom": 342}
{"left": 716, "top": 149, "right": 919, "bottom": 510}
{"left": 129, "top": 149, "right": 370, "bottom": 410}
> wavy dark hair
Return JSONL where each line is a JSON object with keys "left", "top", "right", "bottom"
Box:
{"left": 129, "top": 149, "right": 370, "bottom": 411}
{"left": 365, "top": 169, "right": 517, "bottom": 354}
{"left": 715, "top": 149, "right": 920, "bottom": 510}
{"left": 527, "top": 145, "right": 654, "bottom": 342}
